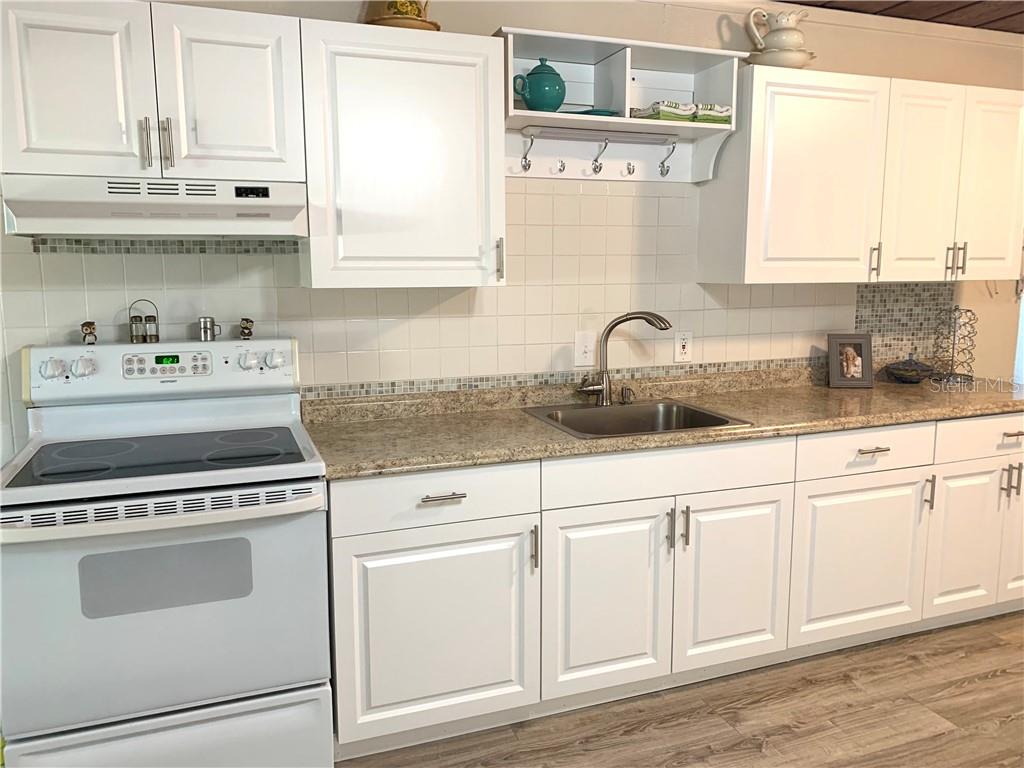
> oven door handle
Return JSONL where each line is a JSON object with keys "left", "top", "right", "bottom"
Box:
{"left": 0, "top": 493, "right": 325, "bottom": 544}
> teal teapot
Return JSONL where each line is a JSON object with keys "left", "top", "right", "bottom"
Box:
{"left": 513, "top": 58, "right": 566, "bottom": 112}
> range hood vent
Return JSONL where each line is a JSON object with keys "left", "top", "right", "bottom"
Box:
{"left": 2, "top": 174, "right": 308, "bottom": 237}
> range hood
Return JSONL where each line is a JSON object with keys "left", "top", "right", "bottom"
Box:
{"left": 1, "top": 174, "right": 308, "bottom": 237}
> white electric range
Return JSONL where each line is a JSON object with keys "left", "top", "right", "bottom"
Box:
{"left": 0, "top": 339, "right": 333, "bottom": 768}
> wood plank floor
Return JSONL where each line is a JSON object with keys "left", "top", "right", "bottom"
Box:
{"left": 338, "top": 612, "right": 1024, "bottom": 768}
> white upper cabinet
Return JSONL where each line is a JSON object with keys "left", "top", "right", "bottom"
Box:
{"left": 699, "top": 66, "right": 890, "bottom": 284}
{"left": 301, "top": 20, "right": 506, "bottom": 288}
{"left": 953, "top": 86, "right": 1024, "bottom": 281}
{"left": 151, "top": 4, "right": 305, "bottom": 181}
{"left": 878, "top": 80, "right": 965, "bottom": 282}
{"left": 541, "top": 498, "right": 674, "bottom": 699}
{"left": 672, "top": 484, "right": 793, "bottom": 672}
{"left": 1, "top": 1, "right": 160, "bottom": 177}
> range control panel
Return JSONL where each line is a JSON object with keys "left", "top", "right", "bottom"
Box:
{"left": 24, "top": 339, "right": 299, "bottom": 406}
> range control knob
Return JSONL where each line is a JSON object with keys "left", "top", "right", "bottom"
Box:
{"left": 264, "top": 349, "right": 286, "bottom": 369}
{"left": 70, "top": 357, "right": 97, "bottom": 378}
{"left": 238, "top": 350, "right": 260, "bottom": 370}
{"left": 38, "top": 357, "right": 67, "bottom": 380}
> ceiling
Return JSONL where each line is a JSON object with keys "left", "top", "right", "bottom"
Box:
{"left": 790, "top": 1, "right": 1024, "bottom": 33}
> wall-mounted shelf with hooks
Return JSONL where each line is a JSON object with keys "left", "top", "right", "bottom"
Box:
{"left": 497, "top": 27, "right": 748, "bottom": 183}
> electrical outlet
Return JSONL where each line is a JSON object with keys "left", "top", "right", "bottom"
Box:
{"left": 673, "top": 331, "right": 694, "bottom": 363}
{"left": 574, "top": 330, "right": 597, "bottom": 367}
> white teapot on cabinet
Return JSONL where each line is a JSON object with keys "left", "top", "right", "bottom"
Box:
{"left": 746, "top": 7, "right": 816, "bottom": 68}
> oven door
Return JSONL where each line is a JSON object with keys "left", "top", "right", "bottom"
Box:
{"left": 1, "top": 491, "right": 329, "bottom": 738}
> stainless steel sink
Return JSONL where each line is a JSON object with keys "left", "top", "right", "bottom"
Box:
{"left": 523, "top": 400, "right": 750, "bottom": 439}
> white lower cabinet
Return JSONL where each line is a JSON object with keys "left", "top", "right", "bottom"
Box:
{"left": 672, "top": 484, "right": 794, "bottom": 671}
{"left": 998, "top": 460, "right": 1024, "bottom": 602}
{"left": 789, "top": 467, "right": 931, "bottom": 647}
{"left": 332, "top": 514, "right": 540, "bottom": 742}
{"left": 541, "top": 498, "right": 674, "bottom": 699}
{"left": 922, "top": 458, "right": 1008, "bottom": 617}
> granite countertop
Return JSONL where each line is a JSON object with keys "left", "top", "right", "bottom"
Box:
{"left": 306, "top": 380, "right": 1023, "bottom": 481}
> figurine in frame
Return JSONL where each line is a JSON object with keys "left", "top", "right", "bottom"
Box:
{"left": 828, "top": 333, "right": 873, "bottom": 388}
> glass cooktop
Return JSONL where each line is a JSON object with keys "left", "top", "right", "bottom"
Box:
{"left": 6, "top": 427, "right": 305, "bottom": 488}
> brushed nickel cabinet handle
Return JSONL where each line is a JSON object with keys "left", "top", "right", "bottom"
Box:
{"left": 140, "top": 117, "right": 153, "bottom": 168}
{"left": 945, "top": 242, "right": 957, "bottom": 279}
{"left": 869, "top": 242, "right": 882, "bottom": 278}
{"left": 529, "top": 523, "right": 539, "bottom": 570}
{"left": 1002, "top": 431, "right": 1024, "bottom": 439}
{"left": 1015, "top": 462, "right": 1023, "bottom": 497}
{"left": 667, "top": 508, "right": 676, "bottom": 550}
{"left": 857, "top": 446, "right": 891, "bottom": 456}
{"left": 957, "top": 242, "right": 967, "bottom": 275}
{"left": 681, "top": 505, "right": 691, "bottom": 547}
{"left": 1001, "top": 466, "right": 1014, "bottom": 499}
{"left": 924, "top": 474, "right": 936, "bottom": 511}
{"left": 496, "top": 236, "right": 505, "bottom": 280}
{"left": 420, "top": 492, "right": 467, "bottom": 504}
{"left": 161, "top": 117, "right": 175, "bottom": 168}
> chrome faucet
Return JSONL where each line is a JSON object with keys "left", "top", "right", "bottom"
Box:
{"left": 578, "top": 311, "right": 672, "bottom": 406}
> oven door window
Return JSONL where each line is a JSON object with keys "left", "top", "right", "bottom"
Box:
{"left": 79, "top": 538, "right": 253, "bottom": 619}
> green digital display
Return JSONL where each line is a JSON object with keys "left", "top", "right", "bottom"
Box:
{"left": 154, "top": 355, "right": 179, "bottom": 365}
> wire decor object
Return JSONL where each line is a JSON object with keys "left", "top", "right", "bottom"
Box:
{"left": 932, "top": 304, "right": 977, "bottom": 382}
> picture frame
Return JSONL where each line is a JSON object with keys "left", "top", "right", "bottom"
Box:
{"left": 828, "top": 333, "right": 873, "bottom": 388}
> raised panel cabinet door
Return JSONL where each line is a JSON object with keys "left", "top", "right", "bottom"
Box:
{"left": 673, "top": 484, "right": 794, "bottom": 672}
{"left": 151, "top": 4, "right": 305, "bottom": 182}
{"left": 789, "top": 467, "right": 930, "bottom": 647}
{"left": 542, "top": 498, "right": 674, "bottom": 700}
{"left": 997, "top": 459, "right": 1024, "bottom": 603}
{"left": 744, "top": 67, "right": 889, "bottom": 283}
{"left": 302, "top": 20, "right": 506, "bottom": 288}
{"left": 332, "top": 514, "right": 540, "bottom": 742}
{"left": 953, "top": 86, "right": 1024, "bottom": 281}
{"left": 922, "top": 458, "right": 1006, "bottom": 618}
{"left": 1, "top": 1, "right": 160, "bottom": 177}
{"left": 879, "top": 80, "right": 965, "bottom": 282}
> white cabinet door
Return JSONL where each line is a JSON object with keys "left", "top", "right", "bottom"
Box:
{"left": 998, "top": 459, "right": 1024, "bottom": 603}
{"left": 879, "top": 80, "right": 965, "bottom": 282}
{"left": 790, "top": 467, "right": 930, "bottom": 647}
{"left": 1, "top": 1, "right": 160, "bottom": 177}
{"left": 744, "top": 67, "right": 889, "bottom": 283}
{"left": 542, "top": 498, "right": 674, "bottom": 699}
{"left": 151, "top": 4, "right": 305, "bottom": 181}
{"left": 923, "top": 458, "right": 1006, "bottom": 618}
{"left": 673, "top": 484, "right": 794, "bottom": 672}
{"left": 301, "top": 20, "right": 505, "bottom": 288}
{"left": 953, "top": 86, "right": 1024, "bottom": 281}
{"left": 332, "top": 515, "right": 539, "bottom": 742}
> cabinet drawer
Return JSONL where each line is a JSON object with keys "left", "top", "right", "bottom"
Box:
{"left": 935, "top": 413, "right": 1024, "bottom": 464}
{"left": 796, "top": 423, "right": 935, "bottom": 481}
{"left": 330, "top": 462, "right": 540, "bottom": 537}
{"left": 541, "top": 438, "right": 795, "bottom": 510}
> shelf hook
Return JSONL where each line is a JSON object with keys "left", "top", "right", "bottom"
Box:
{"left": 625, "top": 161, "right": 636, "bottom": 176}
{"left": 659, "top": 142, "right": 677, "bottom": 178}
{"left": 555, "top": 159, "right": 565, "bottom": 174}
{"left": 592, "top": 139, "right": 609, "bottom": 175}
{"left": 521, "top": 134, "right": 535, "bottom": 172}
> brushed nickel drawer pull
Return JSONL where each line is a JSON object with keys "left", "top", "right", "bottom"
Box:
{"left": 420, "top": 492, "right": 467, "bottom": 504}
{"left": 857, "top": 446, "right": 891, "bottom": 456}
{"left": 529, "top": 524, "right": 539, "bottom": 570}
{"left": 681, "top": 505, "right": 691, "bottom": 547}
{"left": 1002, "top": 431, "right": 1024, "bottom": 439}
